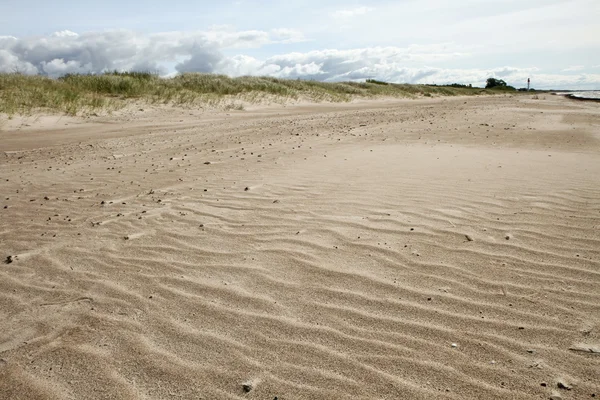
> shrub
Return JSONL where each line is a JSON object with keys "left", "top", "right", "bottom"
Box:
{"left": 486, "top": 78, "right": 509, "bottom": 89}
{"left": 366, "top": 79, "right": 389, "bottom": 85}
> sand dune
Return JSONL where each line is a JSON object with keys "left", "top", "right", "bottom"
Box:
{"left": 1, "top": 95, "right": 599, "bottom": 399}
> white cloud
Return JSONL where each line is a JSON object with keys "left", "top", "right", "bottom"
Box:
{"left": 332, "top": 6, "right": 373, "bottom": 19}
{"left": 0, "top": 30, "right": 599, "bottom": 89}
{"left": 562, "top": 65, "right": 585, "bottom": 72}
{"left": 270, "top": 28, "right": 306, "bottom": 44}
{"left": 218, "top": 50, "right": 600, "bottom": 89}
{"left": 40, "top": 59, "right": 93, "bottom": 76}
{"left": 51, "top": 30, "right": 79, "bottom": 38}
{"left": 0, "top": 49, "right": 39, "bottom": 74}
{"left": 0, "top": 29, "right": 305, "bottom": 77}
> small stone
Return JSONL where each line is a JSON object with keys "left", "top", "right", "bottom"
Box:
{"left": 505, "top": 234, "right": 511, "bottom": 240}
{"left": 465, "top": 234, "right": 474, "bottom": 242}
{"left": 527, "top": 349, "right": 535, "bottom": 354}
{"left": 451, "top": 343, "right": 458, "bottom": 348}
{"left": 204, "top": 161, "right": 211, "bottom": 165}
{"left": 557, "top": 381, "right": 572, "bottom": 390}
{"left": 242, "top": 381, "right": 255, "bottom": 393}
{"left": 4, "top": 256, "right": 13, "bottom": 264}
{"left": 44, "top": 196, "right": 50, "bottom": 200}
{"left": 549, "top": 394, "right": 563, "bottom": 400}
{"left": 541, "top": 382, "right": 547, "bottom": 387}
{"left": 244, "top": 187, "right": 250, "bottom": 191}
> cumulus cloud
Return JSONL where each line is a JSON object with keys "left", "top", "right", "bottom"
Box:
{"left": 0, "top": 28, "right": 305, "bottom": 77}
{"left": 249, "top": 46, "right": 471, "bottom": 80}
{"left": 242, "top": 46, "right": 472, "bottom": 82}
{"left": 221, "top": 50, "right": 599, "bottom": 89}
{"left": 1, "top": 29, "right": 599, "bottom": 89}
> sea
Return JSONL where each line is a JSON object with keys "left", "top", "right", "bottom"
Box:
{"left": 565, "top": 91, "right": 600, "bottom": 100}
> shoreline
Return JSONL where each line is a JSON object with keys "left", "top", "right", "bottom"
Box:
{"left": 565, "top": 93, "right": 600, "bottom": 103}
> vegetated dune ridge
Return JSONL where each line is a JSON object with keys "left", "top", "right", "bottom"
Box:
{"left": 1, "top": 95, "right": 599, "bottom": 400}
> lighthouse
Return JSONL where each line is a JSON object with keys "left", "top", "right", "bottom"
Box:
{"left": 527, "top": 78, "right": 530, "bottom": 91}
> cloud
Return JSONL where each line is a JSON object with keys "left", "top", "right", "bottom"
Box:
{"left": 0, "top": 29, "right": 305, "bottom": 77}
{"left": 261, "top": 45, "right": 469, "bottom": 75}
{"left": 220, "top": 50, "right": 599, "bottom": 89}
{"left": 244, "top": 46, "right": 471, "bottom": 81}
{"left": 175, "top": 42, "right": 223, "bottom": 73}
{"left": 0, "top": 49, "right": 39, "bottom": 74}
{"left": 1, "top": 30, "right": 599, "bottom": 89}
{"left": 51, "top": 30, "right": 79, "bottom": 38}
{"left": 561, "top": 65, "right": 585, "bottom": 72}
{"left": 332, "top": 7, "right": 373, "bottom": 19}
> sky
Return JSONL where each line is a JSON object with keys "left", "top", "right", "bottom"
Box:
{"left": 1, "top": 0, "right": 599, "bottom": 89}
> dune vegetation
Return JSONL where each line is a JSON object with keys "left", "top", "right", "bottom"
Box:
{"left": 0, "top": 71, "right": 491, "bottom": 116}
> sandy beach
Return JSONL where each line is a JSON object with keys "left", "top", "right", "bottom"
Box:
{"left": 1, "top": 94, "right": 599, "bottom": 399}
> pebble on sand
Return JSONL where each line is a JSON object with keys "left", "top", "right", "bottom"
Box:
{"left": 557, "top": 381, "right": 572, "bottom": 390}
{"left": 242, "top": 380, "right": 256, "bottom": 393}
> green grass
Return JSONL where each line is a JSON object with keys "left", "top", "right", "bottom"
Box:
{"left": 1, "top": 72, "right": 489, "bottom": 116}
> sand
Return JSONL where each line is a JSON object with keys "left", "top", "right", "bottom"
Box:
{"left": 1, "top": 95, "right": 599, "bottom": 399}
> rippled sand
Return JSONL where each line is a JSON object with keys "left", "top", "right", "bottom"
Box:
{"left": 1, "top": 95, "right": 599, "bottom": 399}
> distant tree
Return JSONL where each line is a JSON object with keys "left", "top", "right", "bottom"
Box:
{"left": 485, "top": 78, "right": 507, "bottom": 89}
{"left": 366, "top": 79, "right": 389, "bottom": 85}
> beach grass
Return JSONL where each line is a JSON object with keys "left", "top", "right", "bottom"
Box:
{"left": 1, "top": 72, "right": 488, "bottom": 116}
